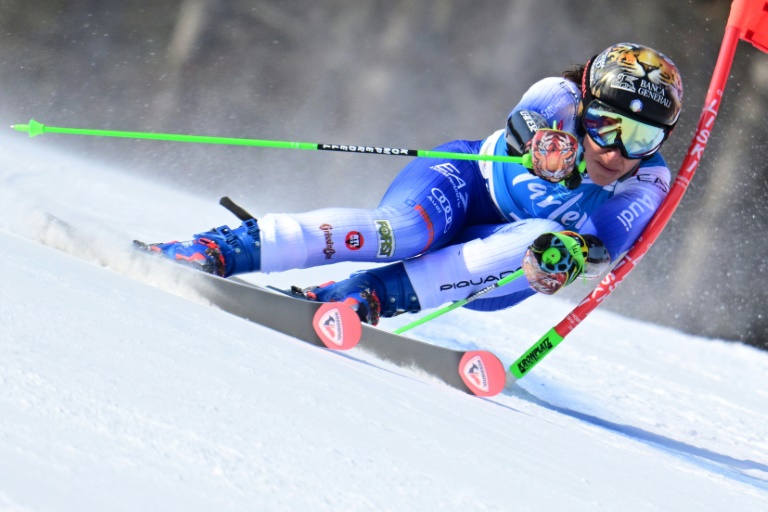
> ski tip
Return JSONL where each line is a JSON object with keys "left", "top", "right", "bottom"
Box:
{"left": 312, "top": 302, "right": 362, "bottom": 350}
{"left": 459, "top": 351, "right": 506, "bottom": 397}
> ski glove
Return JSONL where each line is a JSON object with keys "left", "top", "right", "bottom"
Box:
{"left": 506, "top": 109, "right": 584, "bottom": 189}
{"left": 528, "top": 128, "right": 581, "bottom": 185}
{"left": 522, "top": 231, "right": 609, "bottom": 295}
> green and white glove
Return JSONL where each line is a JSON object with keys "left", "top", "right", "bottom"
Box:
{"left": 522, "top": 231, "right": 609, "bottom": 295}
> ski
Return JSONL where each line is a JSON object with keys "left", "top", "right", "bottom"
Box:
{"left": 36, "top": 213, "right": 506, "bottom": 397}
{"left": 184, "top": 272, "right": 506, "bottom": 397}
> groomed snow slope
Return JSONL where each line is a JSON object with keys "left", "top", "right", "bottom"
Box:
{"left": 1, "top": 134, "right": 766, "bottom": 511}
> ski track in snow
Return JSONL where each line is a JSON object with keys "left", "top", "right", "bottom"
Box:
{"left": 1, "top": 132, "right": 767, "bottom": 511}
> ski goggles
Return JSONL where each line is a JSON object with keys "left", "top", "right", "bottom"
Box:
{"left": 582, "top": 99, "right": 670, "bottom": 159}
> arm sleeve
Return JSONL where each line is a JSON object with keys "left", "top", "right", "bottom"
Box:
{"left": 579, "top": 153, "right": 671, "bottom": 260}
{"left": 462, "top": 288, "right": 536, "bottom": 312}
{"left": 510, "top": 77, "right": 581, "bottom": 134}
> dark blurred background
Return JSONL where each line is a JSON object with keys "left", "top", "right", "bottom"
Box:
{"left": 2, "top": 0, "right": 767, "bottom": 349}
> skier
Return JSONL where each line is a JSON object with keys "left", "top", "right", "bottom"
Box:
{"left": 142, "top": 42, "right": 683, "bottom": 325}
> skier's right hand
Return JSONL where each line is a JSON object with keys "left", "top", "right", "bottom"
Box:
{"left": 528, "top": 128, "right": 581, "bottom": 183}
{"left": 506, "top": 109, "right": 582, "bottom": 187}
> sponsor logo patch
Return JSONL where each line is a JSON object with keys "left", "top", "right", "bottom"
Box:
{"left": 431, "top": 162, "right": 468, "bottom": 212}
{"left": 440, "top": 270, "right": 517, "bottom": 291}
{"left": 462, "top": 355, "right": 489, "bottom": 393}
{"left": 516, "top": 337, "right": 554, "bottom": 375}
{"left": 319, "top": 223, "right": 335, "bottom": 259}
{"left": 345, "top": 231, "right": 364, "bottom": 251}
{"left": 431, "top": 188, "right": 453, "bottom": 233}
{"left": 317, "top": 308, "right": 344, "bottom": 347}
{"left": 616, "top": 193, "right": 655, "bottom": 232}
{"left": 375, "top": 220, "right": 395, "bottom": 258}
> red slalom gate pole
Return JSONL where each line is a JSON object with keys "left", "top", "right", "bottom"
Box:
{"left": 510, "top": 0, "right": 768, "bottom": 379}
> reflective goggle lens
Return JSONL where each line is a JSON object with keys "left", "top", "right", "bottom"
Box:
{"left": 582, "top": 100, "right": 667, "bottom": 158}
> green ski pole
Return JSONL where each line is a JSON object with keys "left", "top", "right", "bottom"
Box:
{"left": 393, "top": 269, "right": 525, "bottom": 335}
{"left": 11, "top": 119, "right": 531, "bottom": 165}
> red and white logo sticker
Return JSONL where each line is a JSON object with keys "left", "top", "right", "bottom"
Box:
{"left": 459, "top": 351, "right": 506, "bottom": 396}
{"left": 317, "top": 307, "right": 344, "bottom": 347}
{"left": 345, "top": 231, "right": 364, "bottom": 251}
{"left": 462, "top": 355, "right": 490, "bottom": 392}
{"left": 312, "top": 302, "right": 362, "bottom": 351}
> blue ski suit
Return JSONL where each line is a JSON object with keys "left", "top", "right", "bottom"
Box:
{"left": 258, "top": 77, "right": 670, "bottom": 311}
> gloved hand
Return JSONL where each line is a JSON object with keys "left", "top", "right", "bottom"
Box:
{"left": 522, "top": 231, "right": 597, "bottom": 295}
{"left": 505, "top": 109, "right": 583, "bottom": 189}
{"left": 528, "top": 128, "right": 581, "bottom": 184}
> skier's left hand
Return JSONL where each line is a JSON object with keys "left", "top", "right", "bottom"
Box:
{"left": 522, "top": 231, "right": 587, "bottom": 295}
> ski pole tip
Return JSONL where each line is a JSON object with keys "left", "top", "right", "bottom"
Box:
{"left": 12, "top": 119, "right": 46, "bottom": 137}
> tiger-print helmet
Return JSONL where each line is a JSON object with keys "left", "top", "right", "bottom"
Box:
{"left": 582, "top": 42, "right": 683, "bottom": 127}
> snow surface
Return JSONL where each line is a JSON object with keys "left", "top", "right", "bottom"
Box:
{"left": 1, "top": 132, "right": 767, "bottom": 511}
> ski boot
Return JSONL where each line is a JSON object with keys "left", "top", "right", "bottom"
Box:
{"left": 295, "top": 262, "right": 421, "bottom": 325}
{"left": 136, "top": 196, "right": 262, "bottom": 277}
{"left": 136, "top": 218, "right": 261, "bottom": 277}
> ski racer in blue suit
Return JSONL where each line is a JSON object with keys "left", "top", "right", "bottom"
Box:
{"left": 145, "top": 42, "right": 684, "bottom": 325}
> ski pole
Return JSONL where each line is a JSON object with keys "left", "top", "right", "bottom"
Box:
{"left": 11, "top": 118, "right": 530, "bottom": 165}
{"left": 393, "top": 269, "right": 525, "bottom": 335}
{"left": 509, "top": 0, "right": 768, "bottom": 379}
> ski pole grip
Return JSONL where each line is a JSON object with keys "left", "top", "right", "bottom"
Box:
{"left": 219, "top": 196, "right": 256, "bottom": 221}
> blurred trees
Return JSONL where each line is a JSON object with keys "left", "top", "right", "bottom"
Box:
{"left": 1, "top": 0, "right": 766, "bottom": 348}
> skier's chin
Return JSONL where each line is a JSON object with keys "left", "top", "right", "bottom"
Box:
{"left": 587, "top": 160, "right": 632, "bottom": 186}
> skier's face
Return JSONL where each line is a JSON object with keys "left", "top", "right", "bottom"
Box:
{"left": 583, "top": 135, "right": 640, "bottom": 186}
